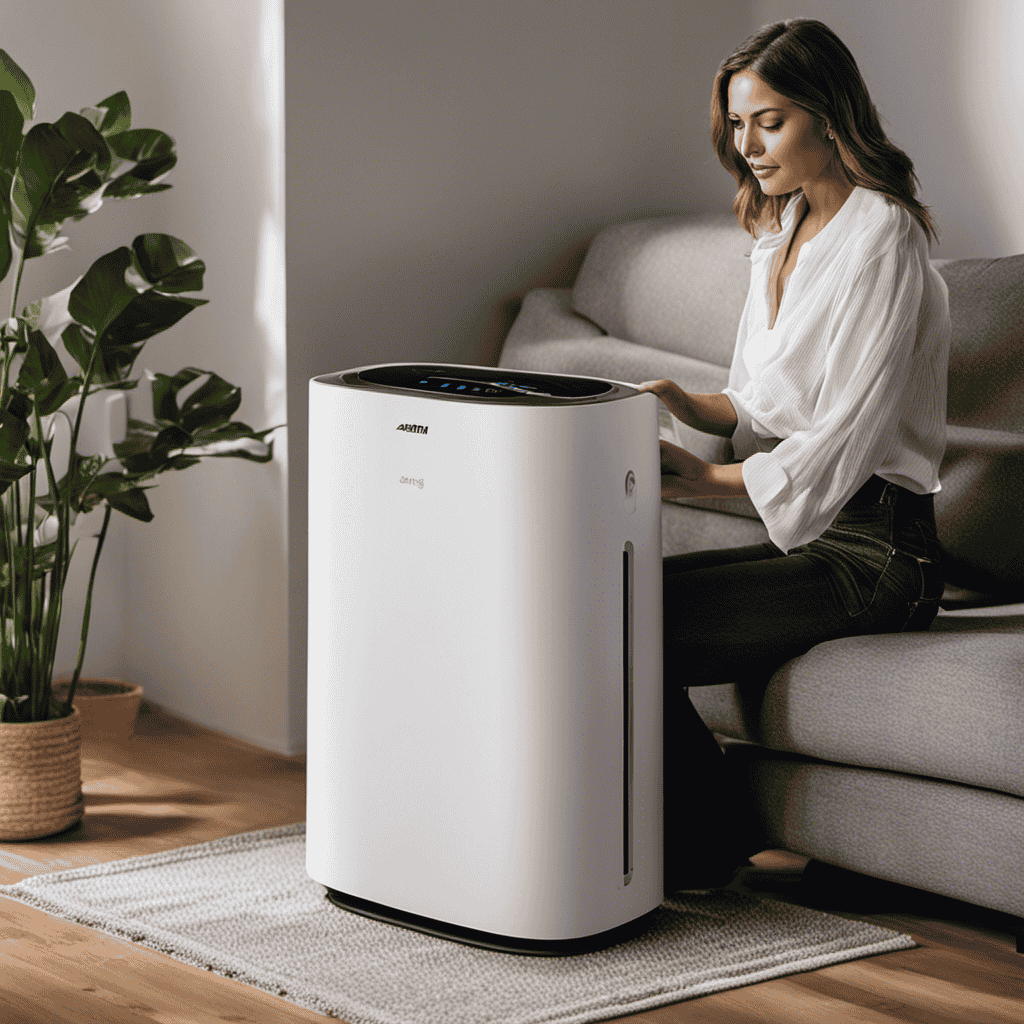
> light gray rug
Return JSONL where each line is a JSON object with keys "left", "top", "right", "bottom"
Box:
{"left": 0, "top": 823, "right": 915, "bottom": 1023}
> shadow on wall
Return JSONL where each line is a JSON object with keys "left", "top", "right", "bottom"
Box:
{"left": 477, "top": 235, "right": 594, "bottom": 367}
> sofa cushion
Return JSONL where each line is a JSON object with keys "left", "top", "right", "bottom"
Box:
{"left": 571, "top": 213, "right": 750, "bottom": 368}
{"left": 503, "top": 288, "right": 605, "bottom": 346}
{"left": 726, "top": 749, "right": 1024, "bottom": 918}
{"left": 662, "top": 500, "right": 768, "bottom": 556}
{"left": 500, "top": 287, "right": 737, "bottom": 467}
{"left": 688, "top": 603, "right": 1024, "bottom": 799}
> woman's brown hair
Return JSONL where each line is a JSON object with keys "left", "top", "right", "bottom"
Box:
{"left": 711, "top": 19, "right": 937, "bottom": 244}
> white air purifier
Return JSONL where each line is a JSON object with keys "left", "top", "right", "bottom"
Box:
{"left": 306, "top": 362, "right": 663, "bottom": 954}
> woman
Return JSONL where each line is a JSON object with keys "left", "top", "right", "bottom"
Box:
{"left": 636, "top": 19, "right": 950, "bottom": 890}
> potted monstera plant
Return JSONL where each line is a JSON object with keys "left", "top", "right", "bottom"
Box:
{"left": 0, "top": 51, "right": 277, "bottom": 839}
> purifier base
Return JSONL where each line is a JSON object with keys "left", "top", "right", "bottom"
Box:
{"left": 323, "top": 886, "right": 659, "bottom": 957}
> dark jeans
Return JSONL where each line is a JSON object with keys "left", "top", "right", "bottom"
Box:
{"left": 661, "top": 475, "right": 944, "bottom": 889}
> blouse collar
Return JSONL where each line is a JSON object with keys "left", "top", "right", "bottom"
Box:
{"left": 753, "top": 186, "right": 866, "bottom": 260}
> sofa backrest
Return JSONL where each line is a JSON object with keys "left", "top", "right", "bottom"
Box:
{"left": 570, "top": 213, "right": 1024, "bottom": 600}
{"left": 572, "top": 213, "right": 749, "bottom": 369}
{"left": 931, "top": 254, "right": 1024, "bottom": 598}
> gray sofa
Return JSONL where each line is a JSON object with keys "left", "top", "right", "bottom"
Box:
{"left": 497, "top": 212, "right": 1024, "bottom": 941}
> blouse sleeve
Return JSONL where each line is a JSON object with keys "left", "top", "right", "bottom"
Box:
{"left": 741, "top": 224, "right": 925, "bottom": 551}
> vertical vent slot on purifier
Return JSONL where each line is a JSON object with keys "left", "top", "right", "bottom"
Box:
{"left": 623, "top": 541, "right": 634, "bottom": 886}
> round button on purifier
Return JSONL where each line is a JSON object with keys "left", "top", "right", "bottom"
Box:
{"left": 624, "top": 470, "right": 637, "bottom": 513}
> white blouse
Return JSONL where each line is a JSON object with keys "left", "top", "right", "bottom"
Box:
{"left": 722, "top": 185, "right": 951, "bottom": 553}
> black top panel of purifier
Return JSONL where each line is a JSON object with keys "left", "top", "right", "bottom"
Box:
{"left": 319, "top": 364, "right": 637, "bottom": 406}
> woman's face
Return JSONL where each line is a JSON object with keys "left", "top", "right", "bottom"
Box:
{"left": 726, "top": 71, "right": 835, "bottom": 196}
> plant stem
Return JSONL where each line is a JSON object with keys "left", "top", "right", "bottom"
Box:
{"left": 0, "top": 250, "right": 21, "bottom": 712}
{"left": 25, "top": 460, "right": 37, "bottom": 719}
{"left": 61, "top": 503, "right": 110, "bottom": 717}
{"left": 12, "top": 479, "right": 23, "bottom": 698}
{"left": 62, "top": 342, "right": 102, "bottom": 598}
{"left": 7, "top": 246, "right": 24, "bottom": 321}
{"left": 47, "top": 339, "right": 105, "bottom": 714}
{"left": 0, "top": 340, "right": 12, "bottom": 420}
{"left": 0, "top": 487, "right": 12, "bottom": 708}
{"left": 32, "top": 401, "right": 63, "bottom": 717}
{"left": 36, "top": 406, "right": 65, "bottom": 695}
{"left": 70, "top": 342, "right": 101, "bottom": 465}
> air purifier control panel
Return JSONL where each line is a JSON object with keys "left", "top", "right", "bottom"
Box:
{"left": 318, "top": 364, "right": 639, "bottom": 406}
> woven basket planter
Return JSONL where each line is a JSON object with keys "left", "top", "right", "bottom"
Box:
{"left": 0, "top": 706, "right": 84, "bottom": 841}
{"left": 53, "top": 677, "right": 144, "bottom": 744}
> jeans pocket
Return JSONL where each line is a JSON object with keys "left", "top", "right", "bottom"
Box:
{"left": 809, "top": 524, "right": 895, "bottom": 619}
{"left": 898, "top": 520, "right": 945, "bottom": 630}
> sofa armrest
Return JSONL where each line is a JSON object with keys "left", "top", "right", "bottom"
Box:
{"left": 503, "top": 289, "right": 602, "bottom": 349}
{"left": 946, "top": 425, "right": 1024, "bottom": 452}
{"left": 500, "top": 288, "right": 737, "bottom": 466}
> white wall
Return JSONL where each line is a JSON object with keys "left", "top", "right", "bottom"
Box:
{"left": 2, "top": 1, "right": 291, "bottom": 752}
{"left": 749, "top": 0, "right": 1024, "bottom": 258}
{"left": 285, "top": 0, "right": 751, "bottom": 750}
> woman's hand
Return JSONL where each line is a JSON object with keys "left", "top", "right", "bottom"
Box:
{"left": 636, "top": 380, "right": 739, "bottom": 439}
{"left": 659, "top": 440, "right": 748, "bottom": 499}
{"left": 636, "top": 379, "right": 691, "bottom": 423}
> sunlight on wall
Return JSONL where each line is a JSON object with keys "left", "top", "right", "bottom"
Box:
{"left": 957, "top": 0, "right": 1024, "bottom": 253}
{"left": 256, "top": 0, "right": 289, "bottom": 555}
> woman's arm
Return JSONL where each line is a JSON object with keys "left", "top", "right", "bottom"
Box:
{"left": 658, "top": 440, "right": 747, "bottom": 499}
{"left": 635, "top": 380, "right": 745, "bottom": 498}
{"left": 636, "top": 379, "right": 738, "bottom": 438}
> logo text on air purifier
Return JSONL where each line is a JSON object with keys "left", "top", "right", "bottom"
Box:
{"left": 396, "top": 423, "right": 428, "bottom": 434}
{"left": 400, "top": 476, "right": 424, "bottom": 489}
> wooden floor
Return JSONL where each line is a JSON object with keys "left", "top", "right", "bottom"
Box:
{"left": 0, "top": 702, "right": 1021, "bottom": 1023}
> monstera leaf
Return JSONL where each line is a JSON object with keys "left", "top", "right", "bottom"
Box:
{"left": 79, "top": 90, "right": 131, "bottom": 138}
{"left": 1, "top": 43, "right": 176, "bottom": 272}
{"left": 67, "top": 237, "right": 208, "bottom": 384}
{"left": 0, "top": 90, "right": 24, "bottom": 282}
{"left": 78, "top": 470, "right": 154, "bottom": 522}
{"left": 82, "top": 92, "right": 176, "bottom": 199}
{"left": 0, "top": 396, "right": 33, "bottom": 497}
{"left": 9, "top": 124, "right": 79, "bottom": 258}
{"left": 8, "top": 111, "right": 117, "bottom": 259}
{"left": 105, "top": 128, "right": 176, "bottom": 198}
{"left": 114, "top": 366, "right": 275, "bottom": 483}
{"left": 15, "top": 329, "right": 81, "bottom": 415}
{"left": 132, "top": 234, "right": 206, "bottom": 293}
{"left": 0, "top": 48, "right": 35, "bottom": 120}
